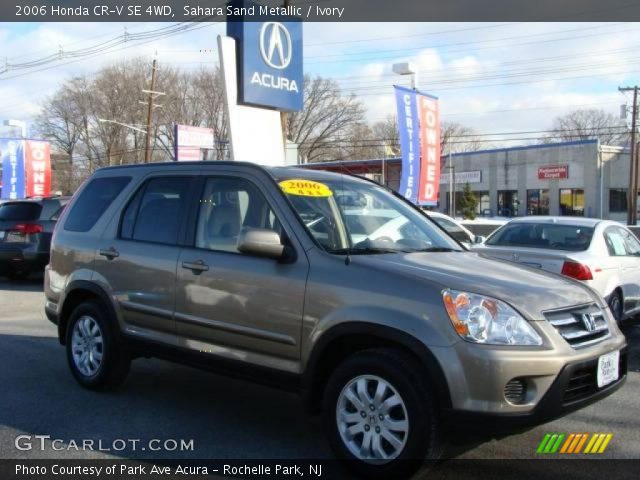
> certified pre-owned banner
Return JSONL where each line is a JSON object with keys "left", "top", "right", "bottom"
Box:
{"left": 394, "top": 86, "right": 441, "bottom": 206}
{"left": 395, "top": 86, "right": 420, "bottom": 204}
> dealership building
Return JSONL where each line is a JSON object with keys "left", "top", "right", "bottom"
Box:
{"left": 303, "top": 139, "right": 635, "bottom": 222}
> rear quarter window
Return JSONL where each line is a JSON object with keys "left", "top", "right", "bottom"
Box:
{"left": 0, "top": 202, "right": 42, "bottom": 221}
{"left": 64, "top": 176, "right": 131, "bottom": 232}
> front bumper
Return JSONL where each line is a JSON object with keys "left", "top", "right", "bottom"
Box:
{"left": 446, "top": 349, "right": 628, "bottom": 434}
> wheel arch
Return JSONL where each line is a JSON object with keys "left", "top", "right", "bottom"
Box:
{"left": 58, "top": 280, "right": 120, "bottom": 345}
{"left": 303, "top": 322, "right": 452, "bottom": 413}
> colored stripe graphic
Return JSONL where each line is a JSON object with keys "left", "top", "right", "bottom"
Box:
{"left": 585, "top": 434, "right": 613, "bottom": 454}
{"left": 537, "top": 433, "right": 565, "bottom": 454}
{"left": 539, "top": 433, "right": 613, "bottom": 454}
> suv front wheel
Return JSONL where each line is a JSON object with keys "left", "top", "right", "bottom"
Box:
{"left": 322, "top": 348, "right": 442, "bottom": 478}
{"left": 65, "top": 301, "right": 130, "bottom": 390}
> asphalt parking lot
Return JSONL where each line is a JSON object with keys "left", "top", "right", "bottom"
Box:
{"left": 0, "top": 275, "right": 638, "bottom": 464}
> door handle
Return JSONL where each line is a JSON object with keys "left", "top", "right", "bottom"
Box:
{"left": 98, "top": 247, "right": 119, "bottom": 260}
{"left": 182, "top": 260, "right": 209, "bottom": 274}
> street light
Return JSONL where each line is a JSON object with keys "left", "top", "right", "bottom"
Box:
{"left": 392, "top": 62, "right": 418, "bottom": 90}
{"left": 97, "top": 118, "right": 147, "bottom": 134}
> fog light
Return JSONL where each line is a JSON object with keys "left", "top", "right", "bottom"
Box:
{"left": 504, "top": 378, "right": 526, "bottom": 404}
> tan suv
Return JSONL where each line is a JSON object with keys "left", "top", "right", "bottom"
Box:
{"left": 45, "top": 162, "right": 627, "bottom": 477}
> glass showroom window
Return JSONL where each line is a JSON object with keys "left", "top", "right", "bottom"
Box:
{"left": 559, "top": 189, "right": 585, "bottom": 216}
{"left": 609, "top": 189, "right": 627, "bottom": 213}
{"left": 497, "top": 190, "right": 519, "bottom": 217}
{"left": 527, "top": 189, "right": 550, "bottom": 215}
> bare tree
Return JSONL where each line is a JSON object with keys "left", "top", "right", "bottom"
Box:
{"left": 286, "top": 75, "right": 366, "bottom": 163}
{"left": 440, "top": 121, "right": 485, "bottom": 155}
{"left": 543, "top": 109, "right": 628, "bottom": 146}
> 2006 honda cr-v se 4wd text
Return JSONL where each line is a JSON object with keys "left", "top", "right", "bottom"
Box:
{"left": 45, "top": 162, "right": 627, "bottom": 478}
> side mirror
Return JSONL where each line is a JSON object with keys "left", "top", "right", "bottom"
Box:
{"left": 237, "top": 228, "right": 287, "bottom": 260}
{"left": 474, "top": 235, "right": 486, "bottom": 244}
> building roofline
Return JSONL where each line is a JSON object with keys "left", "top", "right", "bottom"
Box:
{"left": 302, "top": 139, "right": 601, "bottom": 169}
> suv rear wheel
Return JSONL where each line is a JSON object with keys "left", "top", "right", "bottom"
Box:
{"left": 322, "top": 348, "right": 442, "bottom": 478}
{"left": 65, "top": 301, "right": 130, "bottom": 390}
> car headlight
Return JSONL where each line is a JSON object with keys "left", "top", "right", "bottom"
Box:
{"left": 442, "top": 289, "right": 543, "bottom": 346}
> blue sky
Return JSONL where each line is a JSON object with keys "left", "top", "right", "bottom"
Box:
{"left": 0, "top": 21, "right": 638, "bottom": 143}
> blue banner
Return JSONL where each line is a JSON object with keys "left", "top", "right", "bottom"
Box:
{"left": 395, "top": 86, "right": 420, "bottom": 204}
{"left": 1, "top": 139, "right": 25, "bottom": 200}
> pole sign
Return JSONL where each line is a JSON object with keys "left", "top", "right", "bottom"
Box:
{"left": 0, "top": 138, "right": 51, "bottom": 199}
{"left": 24, "top": 140, "right": 52, "bottom": 197}
{"left": 0, "top": 139, "right": 25, "bottom": 199}
{"left": 227, "top": 0, "right": 303, "bottom": 111}
{"left": 174, "top": 124, "right": 215, "bottom": 161}
{"left": 395, "top": 86, "right": 420, "bottom": 204}
{"left": 394, "top": 86, "right": 441, "bottom": 205}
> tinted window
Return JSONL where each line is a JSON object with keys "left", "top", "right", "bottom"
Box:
{"left": 65, "top": 177, "right": 131, "bottom": 232}
{"left": 0, "top": 202, "right": 42, "bottom": 221}
{"left": 122, "top": 177, "right": 191, "bottom": 245}
{"left": 487, "top": 223, "right": 594, "bottom": 251}
{"left": 195, "top": 177, "right": 281, "bottom": 253}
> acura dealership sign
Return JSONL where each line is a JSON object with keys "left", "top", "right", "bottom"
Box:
{"left": 227, "top": 1, "right": 303, "bottom": 111}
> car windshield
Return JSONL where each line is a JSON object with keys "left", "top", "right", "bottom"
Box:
{"left": 486, "top": 222, "right": 594, "bottom": 251}
{"left": 278, "top": 176, "right": 462, "bottom": 254}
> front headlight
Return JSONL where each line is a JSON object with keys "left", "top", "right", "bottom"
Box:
{"left": 442, "top": 289, "right": 543, "bottom": 346}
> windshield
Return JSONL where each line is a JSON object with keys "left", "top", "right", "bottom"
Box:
{"left": 486, "top": 222, "right": 594, "bottom": 251}
{"left": 278, "top": 177, "right": 462, "bottom": 254}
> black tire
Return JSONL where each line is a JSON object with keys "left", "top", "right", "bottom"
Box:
{"left": 322, "top": 348, "right": 443, "bottom": 479}
{"left": 608, "top": 290, "right": 623, "bottom": 324}
{"left": 65, "top": 301, "right": 130, "bottom": 390}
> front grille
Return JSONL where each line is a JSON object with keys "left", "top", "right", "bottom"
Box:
{"left": 545, "top": 304, "right": 610, "bottom": 349}
{"left": 563, "top": 352, "right": 627, "bottom": 405}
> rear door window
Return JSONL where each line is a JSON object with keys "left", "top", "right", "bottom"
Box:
{"left": 0, "top": 202, "right": 42, "bottom": 221}
{"left": 487, "top": 223, "right": 593, "bottom": 251}
{"left": 64, "top": 177, "right": 131, "bottom": 232}
{"left": 120, "top": 177, "right": 192, "bottom": 245}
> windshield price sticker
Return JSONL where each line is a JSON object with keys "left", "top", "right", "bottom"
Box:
{"left": 279, "top": 179, "right": 333, "bottom": 197}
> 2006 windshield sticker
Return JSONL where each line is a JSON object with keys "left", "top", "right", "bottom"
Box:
{"left": 279, "top": 179, "right": 333, "bottom": 197}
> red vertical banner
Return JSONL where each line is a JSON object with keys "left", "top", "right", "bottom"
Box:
{"left": 24, "top": 140, "right": 51, "bottom": 198}
{"left": 417, "top": 94, "right": 441, "bottom": 205}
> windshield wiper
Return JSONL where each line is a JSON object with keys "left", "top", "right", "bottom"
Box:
{"left": 412, "top": 246, "right": 460, "bottom": 252}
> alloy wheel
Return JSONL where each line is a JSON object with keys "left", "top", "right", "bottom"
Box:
{"left": 336, "top": 375, "right": 409, "bottom": 463}
{"left": 71, "top": 315, "right": 104, "bottom": 377}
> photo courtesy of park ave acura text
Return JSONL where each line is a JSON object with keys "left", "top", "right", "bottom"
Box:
{"left": 0, "top": 1, "right": 639, "bottom": 479}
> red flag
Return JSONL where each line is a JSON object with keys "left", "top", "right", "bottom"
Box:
{"left": 24, "top": 140, "right": 51, "bottom": 198}
{"left": 417, "top": 95, "right": 441, "bottom": 205}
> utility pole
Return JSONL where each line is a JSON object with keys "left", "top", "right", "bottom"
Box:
{"left": 619, "top": 86, "right": 639, "bottom": 225}
{"left": 144, "top": 57, "right": 161, "bottom": 163}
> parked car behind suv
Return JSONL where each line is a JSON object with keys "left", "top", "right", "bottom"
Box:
{"left": 45, "top": 163, "right": 626, "bottom": 478}
{"left": 0, "top": 196, "right": 68, "bottom": 279}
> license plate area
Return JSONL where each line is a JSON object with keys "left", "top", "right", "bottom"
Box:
{"left": 597, "top": 350, "right": 620, "bottom": 388}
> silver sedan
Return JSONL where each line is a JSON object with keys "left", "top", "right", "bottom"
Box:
{"left": 473, "top": 216, "right": 640, "bottom": 323}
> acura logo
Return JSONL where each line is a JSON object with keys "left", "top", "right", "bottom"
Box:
{"left": 259, "top": 22, "right": 292, "bottom": 70}
{"left": 581, "top": 313, "right": 597, "bottom": 332}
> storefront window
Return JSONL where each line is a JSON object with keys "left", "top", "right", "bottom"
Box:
{"left": 609, "top": 189, "right": 627, "bottom": 213}
{"left": 497, "top": 190, "right": 519, "bottom": 217}
{"left": 559, "top": 189, "right": 585, "bottom": 216}
{"left": 527, "top": 189, "right": 549, "bottom": 215}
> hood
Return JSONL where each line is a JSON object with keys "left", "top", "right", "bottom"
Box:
{"left": 355, "top": 251, "right": 600, "bottom": 320}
